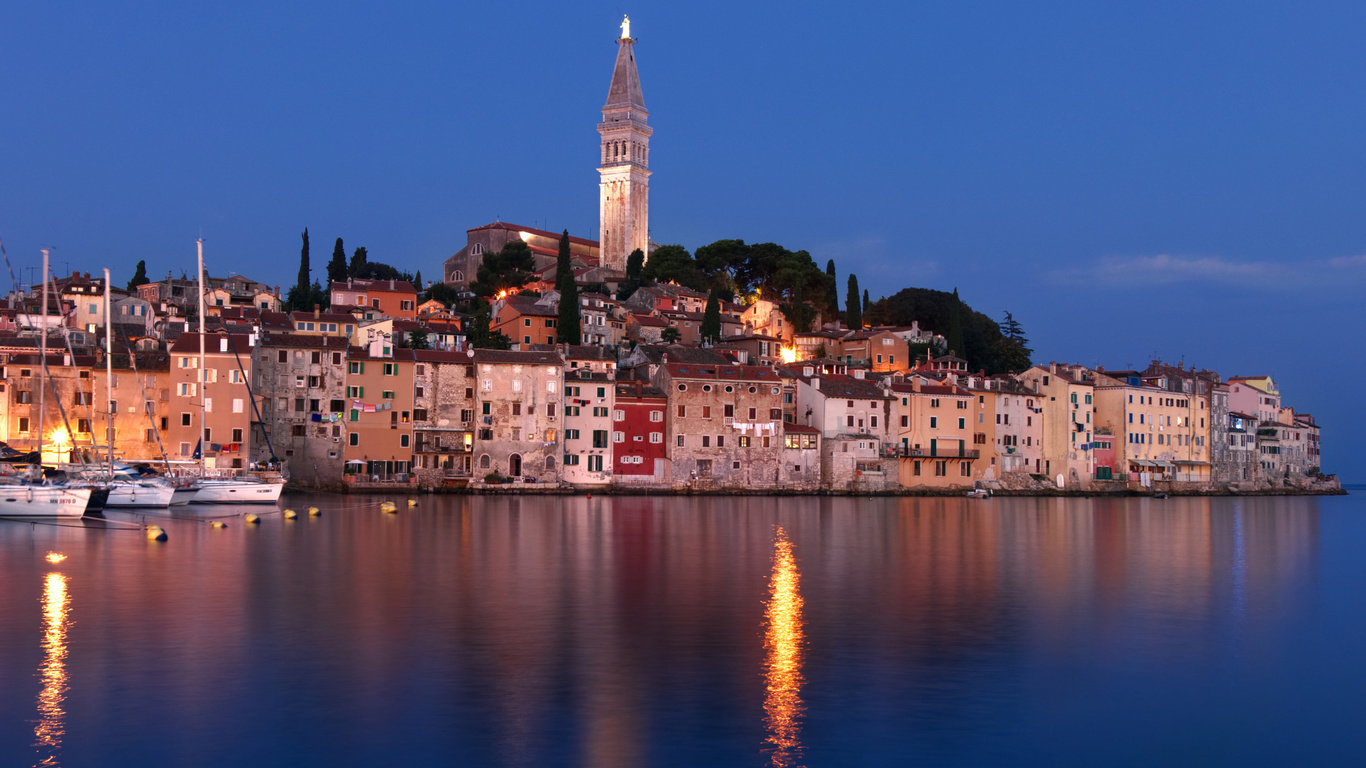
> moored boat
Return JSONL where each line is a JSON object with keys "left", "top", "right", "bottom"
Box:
{"left": 0, "top": 481, "right": 93, "bottom": 518}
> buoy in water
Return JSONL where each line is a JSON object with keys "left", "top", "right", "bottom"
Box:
{"left": 406, "top": 499, "right": 417, "bottom": 507}
{"left": 146, "top": 525, "right": 168, "bottom": 542}
{"left": 587, "top": 493, "right": 592, "bottom": 499}
{"left": 308, "top": 506, "right": 321, "bottom": 517}
{"left": 245, "top": 513, "right": 261, "bottom": 525}
{"left": 283, "top": 508, "right": 298, "bottom": 520}
{"left": 210, "top": 521, "right": 228, "bottom": 529}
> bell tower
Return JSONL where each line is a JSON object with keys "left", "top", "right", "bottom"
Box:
{"left": 598, "top": 15, "right": 651, "bottom": 273}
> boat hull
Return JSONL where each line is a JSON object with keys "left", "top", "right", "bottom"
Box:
{"left": 104, "top": 482, "right": 178, "bottom": 508}
{"left": 191, "top": 480, "right": 284, "bottom": 504}
{"left": 169, "top": 486, "right": 199, "bottom": 506}
{"left": 0, "top": 486, "right": 94, "bottom": 518}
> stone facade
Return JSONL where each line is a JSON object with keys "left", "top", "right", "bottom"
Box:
{"left": 411, "top": 350, "right": 476, "bottom": 487}
{"left": 472, "top": 349, "right": 564, "bottom": 484}
{"left": 253, "top": 334, "right": 349, "bottom": 485}
{"left": 654, "top": 363, "right": 785, "bottom": 490}
{"left": 561, "top": 371, "right": 615, "bottom": 487}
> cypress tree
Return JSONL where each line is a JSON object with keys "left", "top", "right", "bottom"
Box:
{"left": 825, "top": 259, "right": 838, "bottom": 315}
{"left": 700, "top": 291, "right": 722, "bottom": 343}
{"left": 556, "top": 278, "right": 581, "bottom": 344}
{"left": 863, "top": 289, "right": 871, "bottom": 326}
{"left": 287, "top": 228, "right": 311, "bottom": 311}
{"left": 947, "top": 287, "right": 965, "bottom": 358}
{"left": 556, "top": 230, "right": 572, "bottom": 293}
{"left": 126, "top": 260, "right": 150, "bottom": 292}
{"left": 349, "top": 246, "right": 368, "bottom": 278}
{"left": 845, "top": 274, "right": 862, "bottom": 330}
{"left": 626, "top": 248, "right": 645, "bottom": 283}
{"left": 327, "top": 237, "right": 348, "bottom": 284}
{"left": 413, "top": 269, "right": 423, "bottom": 291}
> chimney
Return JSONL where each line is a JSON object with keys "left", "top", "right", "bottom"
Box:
{"left": 912, "top": 378, "right": 921, "bottom": 392}
{"left": 810, "top": 376, "right": 820, "bottom": 389}
{"left": 1049, "top": 361, "right": 1058, "bottom": 374}
{"left": 389, "top": 279, "right": 395, "bottom": 290}
{"left": 347, "top": 278, "right": 353, "bottom": 289}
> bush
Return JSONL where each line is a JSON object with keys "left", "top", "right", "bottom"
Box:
{"left": 484, "top": 472, "right": 506, "bottom": 484}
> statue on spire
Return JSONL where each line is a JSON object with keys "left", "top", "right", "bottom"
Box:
{"left": 620, "top": 14, "right": 631, "bottom": 40}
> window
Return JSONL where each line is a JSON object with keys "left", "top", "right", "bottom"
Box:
{"left": 650, "top": 432, "right": 662, "bottom": 443}
{"left": 76, "top": 418, "right": 91, "bottom": 434}
{"left": 233, "top": 398, "right": 244, "bottom": 413}
{"left": 613, "top": 431, "right": 625, "bottom": 443}
{"left": 413, "top": 409, "right": 428, "bottom": 422}
{"left": 16, "top": 390, "right": 31, "bottom": 404}
{"left": 232, "top": 428, "right": 244, "bottom": 443}
{"left": 677, "top": 405, "right": 686, "bottom": 418}
{"left": 930, "top": 417, "right": 937, "bottom": 428}
{"left": 592, "top": 430, "right": 609, "bottom": 448}
{"left": 739, "top": 436, "right": 751, "bottom": 448}
{"left": 677, "top": 435, "right": 685, "bottom": 447}
{"left": 650, "top": 410, "right": 663, "bottom": 422}
{"left": 593, "top": 407, "right": 609, "bottom": 418}
{"left": 748, "top": 408, "right": 757, "bottom": 420}
{"left": 349, "top": 432, "right": 359, "bottom": 446}
{"left": 901, "top": 415, "right": 908, "bottom": 428}
{"left": 588, "top": 455, "right": 603, "bottom": 472}
{"left": 958, "top": 418, "right": 965, "bottom": 429}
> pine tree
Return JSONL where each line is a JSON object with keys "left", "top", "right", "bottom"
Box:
{"left": 327, "top": 237, "right": 348, "bottom": 284}
{"left": 556, "top": 275, "right": 581, "bottom": 344}
{"left": 845, "top": 274, "right": 862, "bottom": 330}
{"left": 947, "top": 287, "right": 965, "bottom": 358}
{"left": 700, "top": 291, "right": 722, "bottom": 343}
{"left": 125, "top": 260, "right": 150, "bottom": 292}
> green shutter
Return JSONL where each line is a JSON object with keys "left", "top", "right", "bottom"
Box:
{"left": 350, "top": 409, "right": 359, "bottom": 422}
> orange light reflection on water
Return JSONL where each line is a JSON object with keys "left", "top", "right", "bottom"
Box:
{"left": 34, "top": 572, "right": 70, "bottom": 766}
{"left": 762, "top": 527, "right": 805, "bottom": 767}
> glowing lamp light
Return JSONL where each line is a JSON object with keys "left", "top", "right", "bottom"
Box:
{"left": 779, "top": 346, "right": 798, "bottom": 364}
{"left": 49, "top": 427, "right": 70, "bottom": 449}
{"left": 494, "top": 290, "right": 509, "bottom": 301}
{"left": 45, "top": 553, "right": 67, "bottom": 564}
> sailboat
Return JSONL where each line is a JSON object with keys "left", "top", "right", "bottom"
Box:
{"left": 0, "top": 249, "right": 93, "bottom": 518}
{"left": 187, "top": 238, "right": 283, "bottom": 504}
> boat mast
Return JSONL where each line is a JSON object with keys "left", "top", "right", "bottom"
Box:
{"left": 38, "top": 248, "right": 48, "bottom": 466}
{"left": 104, "top": 267, "right": 114, "bottom": 476}
{"left": 197, "top": 238, "right": 207, "bottom": 475}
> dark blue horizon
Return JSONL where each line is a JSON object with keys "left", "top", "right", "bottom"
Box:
{"left": 1, "top": 1, "right": 1362, "bottom": 476}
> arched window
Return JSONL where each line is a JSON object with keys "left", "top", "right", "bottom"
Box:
{"left": 479, "top": 454, "right": 490, "bottom": 469}
{"left": 471, "top": 243, "right": 483, "bottom": 256}
{"left": 453, "top": 270, "right": 464, "bottom": 282}
{"left": 545, "top": 455, "right": 555, "bottom": 471}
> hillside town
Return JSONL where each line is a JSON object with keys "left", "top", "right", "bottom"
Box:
{"left": 0, "top": 20, "right": 1335, "bottom": 497}
{"left": 0, "top": 261, "right": 1332, "bottom": 495}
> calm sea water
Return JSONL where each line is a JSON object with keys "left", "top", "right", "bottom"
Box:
{"left": 2, "top": 492, "right": 1363, "bottom": 767}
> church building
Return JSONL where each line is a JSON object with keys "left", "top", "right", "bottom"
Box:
{"left": 443, "top": 16, "right": 652, "bottom": 289}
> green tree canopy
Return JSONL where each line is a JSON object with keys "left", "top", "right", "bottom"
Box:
{"left": 876, "top": 286, "right": 1019, "bottom": 373}
{"left": 640, "top": 244, "right": 707, "bottom": 291}
{"left": 470, "top": 240, "right": 538, "bottom": 299}
{"left": 661, "top": 326, "right": 681, "bottom": 344}
{"left": 626, "top": 248, "right": 645, "bottom": 282}
{"left": 467, "top": 305, "right": 511, "bottom": 349}
{"left": 947, "top": 288, "right": 965, "bottom": 357}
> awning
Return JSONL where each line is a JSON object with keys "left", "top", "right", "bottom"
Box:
{"left": 1175, "top": 460, "right": 1211, "bottom": 466}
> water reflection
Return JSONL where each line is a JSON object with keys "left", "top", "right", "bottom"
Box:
{"left": 763, "top": 526, "right": 805, "bottom": 767}
{"left": 33, "top": 572, "right": 70, "bottom": 767}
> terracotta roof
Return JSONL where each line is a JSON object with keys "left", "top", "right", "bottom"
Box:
{"left": 466, "top": 221, "right": 599, "bottom": 248}
{"left": 169, "top": 332, "right": 255, "bottom": 355}
{"left": 662, "top": 363, "right": 782, "bottom": 383}
{"left": 290, "top": 311, "right": 357, "bottom": 324}
{"left": 630, "top": 314, "right": 669, "bottom": 328}
{"left": 811, "top": 376, "right": 893, "bottom": 399}
{"left": 615, "top": 383, "right": 667, "bottom": 400}
{"left": 413, "top": 349, "right": 476, "bottom": 363}
{"left": 473, "top": 349, "right": 564, "bottom": 366}
{"left": 782, "top": 423, "right": 821, "bottom": 434}
{"left": 328, "top": 279, "right": 417, "bottom": 294}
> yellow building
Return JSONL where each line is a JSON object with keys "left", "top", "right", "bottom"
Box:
{"left": 1093, "top": 370, "right": 1211, "bottom": 483}
{"left": 1015, "top": 363, "right": 1096, "bottom": 488}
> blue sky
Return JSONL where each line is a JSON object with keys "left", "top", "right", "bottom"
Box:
{"left": 2, "top": 1, "right": 1363, "bottom": 476}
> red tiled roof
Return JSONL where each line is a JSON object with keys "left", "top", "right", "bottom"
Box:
{"left": 467, "top": 221, "right": 599, "bottom": 248}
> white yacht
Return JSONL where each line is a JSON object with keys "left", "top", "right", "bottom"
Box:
{"left": 190, "top": 476, "right": 285, "bottom": 504}
{"left": 0, "top": 481, "right": 93, "bottom": 518}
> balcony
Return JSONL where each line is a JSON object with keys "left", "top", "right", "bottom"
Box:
{"left": 903, "top": 447, "right": 980, "bottom": 459}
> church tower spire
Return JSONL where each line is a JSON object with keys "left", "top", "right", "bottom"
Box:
{"left": 598, "top": 15, "right": 651, "bottom": 273}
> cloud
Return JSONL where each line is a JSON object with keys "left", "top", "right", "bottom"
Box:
{"left": 1049, "top": 252, "right": 1366, "bottom": 289}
